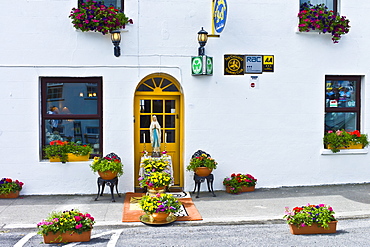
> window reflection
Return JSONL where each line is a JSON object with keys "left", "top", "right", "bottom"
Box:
{"left": 325, "top": 112, "right": 357, "bottom": 131}
{"left": 46, "top": 82, "right": 98, "bottom": 115}
{"left": 45, "top": 119, "right": 100, "bottom": 154}
{"left": 325, "top": 80, "right": 356, "bottom": 108}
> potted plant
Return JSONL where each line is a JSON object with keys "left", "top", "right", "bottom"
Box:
{"left": 223, "top": 173, "right": 257, "bottom": 194}
{"left": 186, "top": 152, "right": 218, "bottom": 177}
{"left": 141, "top": 157, "right": 170, "bottom": 173}
{"left": 323, "top": 129, "right": 369, "bottom": 153}
{"left": 37, "top": 209, "right": 95, "bottom": 243}
{"left": 138, "top": 171, "right": 172, "bottom": 194}
{"left": 43, "top": 140, "right": 92, "bottom": 163}
{"left": 90, "top": 153, "right": 123, "bottom": 179}
{"left": 283, "top": 204, "right": 337, "bottom": 235}
{"left": 69, "top": 0, "right": 133, "bottom": 35}
{"left": 0, "top": 178, "right": 24, "bottom": 199}
{"left": 139, "top": 193, "right": 182, "bottom": 223}
{"left": 298, "top": 2, "right": 350, "bottom": 43}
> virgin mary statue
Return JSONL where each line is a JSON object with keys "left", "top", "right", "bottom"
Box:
{"left": 150, "top": 115, "right": 161, "bottom": 156}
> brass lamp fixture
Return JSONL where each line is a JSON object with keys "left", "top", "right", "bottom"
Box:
{"left": 197, "top": 27, "right": 208, "bottom": 56}
{"left": 111, "top": 30, "right": 121, "bottom": 57}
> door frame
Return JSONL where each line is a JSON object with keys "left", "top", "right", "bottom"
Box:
{"left": 133, "top": 73, "right": 184, "bottom": 190}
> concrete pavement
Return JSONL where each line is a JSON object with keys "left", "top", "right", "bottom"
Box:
{"left": 1, "top": 183, "right": 370, "bottom": 230}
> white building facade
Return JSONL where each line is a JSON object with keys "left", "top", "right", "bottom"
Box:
{"left": 1, "top": 0, "right": 370, "bottom": 195}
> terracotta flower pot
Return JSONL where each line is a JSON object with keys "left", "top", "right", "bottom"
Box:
{"left": 240, "top": 185, "right": 255, "bottom": 192}
{"left": 151, "top": 212, "right": 170, "bottom": 223}
{"left": 195, "top": 167, "right": 212, "bottom": 177}
{"left": 289, "top": 221, "right": 337, "bottom": 235}
{"left": 226, "top": 185, "right": 255, "bottom": 194}
{"left": 98, "top": 170, "right": 118, "bottom": 180}
{"left": 0, "top": 190, "right": 20, "bottom": 199}
{"left": 147, "top": 186, "right": 166, "bottom": 195}
{"left": 43, "top": 230, "right": 91, "bottom": 244}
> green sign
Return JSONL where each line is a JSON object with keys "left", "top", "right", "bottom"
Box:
{"left": 206, "top": 56, "right": 213, "bottom": 75}
{"left": 192, "top": 56, "right": 213, "bottom": 75}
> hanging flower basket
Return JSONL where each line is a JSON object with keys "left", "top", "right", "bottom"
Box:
{"left": 298, "top": 2, "right": 350, "bottom": 43}
{"left": 69, "top": 0, "right": 133, "bottom": 35}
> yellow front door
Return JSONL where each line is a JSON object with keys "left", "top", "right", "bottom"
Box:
{"left": 134, "top": 73, "right": 183, "bottom": 190}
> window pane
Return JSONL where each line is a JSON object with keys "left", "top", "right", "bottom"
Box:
{"left": 45, "top": 119, "right": 100, "bottom": 154}
{"left": 300, "top": 0, "right": 334, "bottom": 11}
{"left": 46, "top": 83, "right": 98, "bottom": 114}
{"left": 325, "top": 112, "right": 357, "bottom": 131}
{"left": 153, "top": 100, "right": 163, "bottom": 113}
{"left": 325, "top": 80, "right": 357, "bottom": 108}
{"left": 104, "top": 0, "right": 122, "bottom": 8}
{"left": 140, "top": 130, "right": 150, "bottom": 143}
{"left": 165, "top": 130, "right": 175, "bottom": 143}
{"left": 165, "top": 115, "right": 175, "bottom": 128}
{"left": 163, "top": 84, "right": 179, "bottom": 92}
{"left": 137, "top": 84, "right": 153, "bottom": 91}
{"left": 165, "top": 100, "right": 176, "bottom": 113}
{"left": 140, "top": 100, "right": 151, "bottom": 113}
{"left": 81, "top": 0, "right": 122, "bottom": 9}
{"left": 155, "top": 115, "right": 163, "bottom": 128}
{"left": 140, "top": 115, "right": 151, "bottom": 128}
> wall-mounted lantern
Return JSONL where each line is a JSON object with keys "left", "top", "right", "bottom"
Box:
{"left": 197, "top": 27, "right": 208, "bottom": 56}
{"left": 111, "top": 30, "right": 121, "bottom": 57}
{"left": 192, "top": 27, "right": 213, "bottom": 76}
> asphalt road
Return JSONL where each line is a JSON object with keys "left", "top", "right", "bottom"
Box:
{"left": 1, "top": 218, "right": 370, "bottom": 246}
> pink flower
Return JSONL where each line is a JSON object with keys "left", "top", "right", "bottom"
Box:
{"left": 75, "top": 223, "right": 83, "bottom": 229}
{"left": 74, "top": 216, "right": 81, "bottom": 222}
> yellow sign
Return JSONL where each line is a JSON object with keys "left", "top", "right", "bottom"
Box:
{"left": 224, "top": 55, "right": 244, "bottom": 75}
{"left": 262, "top": 55, "right": 274, "bottom": 72}
{"left": 263, "top": 56, "right": 274, "bottom": 65}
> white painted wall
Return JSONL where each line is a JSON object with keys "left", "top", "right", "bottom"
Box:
{"left": 1, "top": 0, "right": 370, "bottom": 195}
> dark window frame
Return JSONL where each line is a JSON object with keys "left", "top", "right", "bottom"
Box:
{"left": 79, "top": 0, "right": 124, "bottom": 10}
{"left": 41, "top": 77, "right": 103, "bottom": 158}
{"left": 300, "top": 0, "right": 338, "bottom": 14}
{"left": 325, "top": 75, "right": 361, "bottom": 131}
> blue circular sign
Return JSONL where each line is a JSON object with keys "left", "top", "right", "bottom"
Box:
{"left": 213, "top": 0, "right": 227, "bottom": 33}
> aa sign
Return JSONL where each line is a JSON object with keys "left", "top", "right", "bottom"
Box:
{"left": 263, "top": 55, "right": 274, "bottom": 72}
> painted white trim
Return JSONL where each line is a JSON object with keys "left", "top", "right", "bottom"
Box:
{"left": 321, "top": 148, "right": 369, "bottom": 155}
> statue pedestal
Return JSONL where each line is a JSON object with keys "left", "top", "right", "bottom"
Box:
{"left": 151, "top": 152, "right": 161, "bottom": 157}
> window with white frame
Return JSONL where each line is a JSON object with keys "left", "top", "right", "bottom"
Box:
{"left": 300, "top": 0, "right": 338, "bottom": 14}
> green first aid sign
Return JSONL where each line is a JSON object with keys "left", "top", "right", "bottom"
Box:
{"left": 192, "top": 56, "right": 213, "bottom": 76}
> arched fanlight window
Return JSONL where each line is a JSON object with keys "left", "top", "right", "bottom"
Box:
{"left": 136, "top": 74, "right": 180, "bottom": 93}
